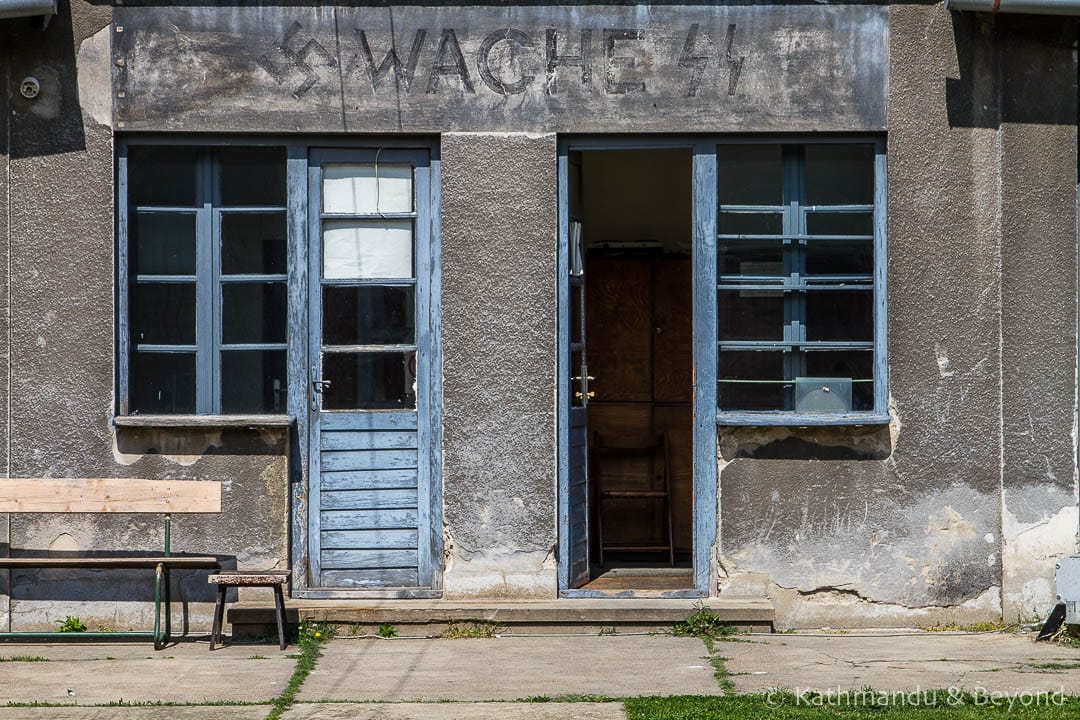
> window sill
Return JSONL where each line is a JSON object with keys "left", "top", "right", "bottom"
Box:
{"left": 113, "top": 415, "right": 296, "bottom": 429}
{"left": 716, "top": 411, "right": 891, "bottom": 427}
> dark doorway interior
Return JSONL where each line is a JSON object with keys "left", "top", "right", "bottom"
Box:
{"left": 576, "top": 148, "right": 694, "bottom": 592}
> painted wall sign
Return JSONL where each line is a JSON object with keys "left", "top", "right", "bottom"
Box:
{"left": 112, "top": 5, "right": 887, "bottom": 133}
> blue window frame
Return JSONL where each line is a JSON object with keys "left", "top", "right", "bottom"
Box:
{"left": 715, "top": 140, "right": 888, "bottom": 426}
{"left": 118, "top": 145, "right": 289, "bottom": 415}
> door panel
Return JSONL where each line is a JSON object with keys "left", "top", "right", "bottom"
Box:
{"left": 564, "top": 148, "right": 590, "bottom": 590}
{"left": 307, "top": 148, "right": 434, "bottom": 591}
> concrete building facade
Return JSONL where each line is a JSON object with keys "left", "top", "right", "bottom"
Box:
{"left": 0, "top": 1, "right": 1077, "bottom": 631}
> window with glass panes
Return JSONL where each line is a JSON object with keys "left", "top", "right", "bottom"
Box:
{"left": 716, "top": 142, "right": 883, "bottom": 419}
{"left": 123, "top": 146, "right": 288, "bottom": 414}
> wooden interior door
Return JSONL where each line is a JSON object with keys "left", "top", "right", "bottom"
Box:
{"left": 587, "top": 256, "right": 693, "bottom": 553}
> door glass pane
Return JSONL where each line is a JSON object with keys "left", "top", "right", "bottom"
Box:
{"left": 322, "top": 351, "right": 417, "bottom": 410}
{"left": 222, "top": 282, "right": 287, "bottom": 344}
{"left": 323, "top": 220, "right": 413, "bottom": 279}
{"left": 323, "top": 164, "right": 413, "bottom": 215}
{"left": 806, "top": 212, "right": 873, "bottom": 236}
{"left": 221, "top": 350, "right": 287, "bottom": 413}
{"left": 221, "top": 212, "right": 287, "bottom": 275}
{"left": 718, "top": 350, "right": 785, "bottom": 411}
{"left": 134, "top": 212, "right": 196, "bottom": 275}
{"left": 219, "top": 147, "right": 286, "bottom": 207}
{"left": 806, "top": 291, "right": 873, "bottom": 342}
{"left": 132, "top": 283, "right": 196, "bottom": 344}
{"left": 806, "top": 239, "right": 873, "bottom": 275}
{"left": 129, "top": 147, "right": 197, "bottom": 206}
{"left": 719, "top": 238, "right": 784, "bottom": 276}
{"left": 570, "top": 284, "right": 584, "bottom": 344}
{"left": 323, "top": 286, "right": 415, "bottom": 345}
{"left": 805, "top": 350, "right": 874, "bottom": 411}
{"left": 717, "top": 144, "right": 783, "bottom": 205}
{"left": 805, "top": 144, "right": 874, "bottom": 205}
{"left": 570, "top": 221, "right": 585, "bottom": 277}
{"left": 131, "top": 352, "right": 196, "bottom": 413}
{"left": 718, "top": 212, "right": 783, "bottom": 236}
{"left": 718, "top": 290, "right": 784, "bottom": 341}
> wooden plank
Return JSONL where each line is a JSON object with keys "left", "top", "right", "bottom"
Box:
{"left": 319, "top": 569, "right": 418, "bottom": 588}
{"left": 321, "top": 549, "right": 418, "bottom": 569}
{"left": 587, "top": 257, "right": 653, "bottom": 402}
{"left": 321, "top": 508, "right": 418, "bottom": 531}
{"left": 321, "top": 469, "right": 418, "bottom": 491}
{"left": 320, "top": 489, "right": 417, "bottom": 511}
{"left": 568, "top": 446, "right": 586, "bottom": 472}
{"left": 113, "top": 7, "right": 888, "bottom": 135}
{"left": 286, "top": 142, "right": 311, "bottom": 594}
{"left": 653, "top": 257, "right": 694, "bottom": 403}
{"left": 321, "top": 449, "right": 418, "bottom": 472}
{"left": 0, "top": 479, "right": 221, "bottom": 513}
{"left": 692, "top": 144, "right": 719, "bottom": 595}
{"left": 588, "top": 403, "right": 652, "bottom": 447}
{"left": 0, "top": 556, "right": 220, "bottom": 569}
{"left": 654, "top": 403, "right": 694, "bottom": 552}
{"left": 320, "top": 431, "right": 417, "bottom": 451}
{"left": 114, "top": 415, "right": 294, "bottom": 428}
{"left": 321, "top": 529, "right": 418, "bottom": 550}
{"left": 321, "top": 412, "right": 417, "bottom": 432}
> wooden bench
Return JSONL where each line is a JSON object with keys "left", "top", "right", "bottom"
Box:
{"left": 0, "top": 478, "right": 222, "bottom": 649}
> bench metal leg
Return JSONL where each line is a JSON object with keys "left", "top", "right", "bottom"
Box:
{"left": 153, "top": 563, "right": 165, "bottom": 650}
{"left": 164, "top": 566, "right": 172, "bottom": 647}
{"left": 210, "top": 583, "right": 227, "bottom": 651}
{"left": 272, "top": 584, "right": 287, "bottom": 650}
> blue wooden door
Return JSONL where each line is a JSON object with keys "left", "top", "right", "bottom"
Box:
{"left": 561, "top": 151, "right": 591, "bottom": 590}
{"left": 307, "top": 148, "right": 436, "bottom": 591}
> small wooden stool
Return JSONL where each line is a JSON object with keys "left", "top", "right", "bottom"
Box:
{"left": 208, "top": 570, "right": 290, "bottom": 651}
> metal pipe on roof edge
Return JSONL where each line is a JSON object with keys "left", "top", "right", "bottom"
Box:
{"left": 945, "top": 0, "right": 1080, "bottom": 15}
{"left": 0, "top": 0, "right": 55, "bottom": 21}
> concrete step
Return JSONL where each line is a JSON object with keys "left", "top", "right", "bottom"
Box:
{"left": 227, "top": 597, "right": 774, "bottom": 637}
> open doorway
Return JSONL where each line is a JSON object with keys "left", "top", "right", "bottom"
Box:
{"left": 569, "top": 148, "right": 695, "bottom": 593}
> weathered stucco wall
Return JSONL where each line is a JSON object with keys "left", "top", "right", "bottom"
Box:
{"left": 0, "top": 2, "right": 290, "bottom": 632}
{"left": 0, "top": 11, "right": 11, "bottom": 633}
{"left": 1, "top": 1, "right": 1077, "bottom": 628}
{"left": 998, "top": 16, "right": 1079, "bottom": 621}
{"left": 718, "top": 5, "right": 1078, "bottom": 628}
{"left": 440, "top": 132, "right": 558, "bottom": 598}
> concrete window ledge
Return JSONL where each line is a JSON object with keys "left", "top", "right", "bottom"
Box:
{"left": 113, "top": 415, "right": 296, "bottom": 429}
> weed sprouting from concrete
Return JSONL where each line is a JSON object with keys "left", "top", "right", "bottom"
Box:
{"left": 440, "top": 621, "right": 498, "bottom": 639}
{"left": 709, "top": 655, "right": 735, "bottom": 695}
{"left": 673, "top": 605, "right": 741, "bottom": 648}
{"left": 516, "top": 694, "right": 620, "bottom": 703}
{"left": 265, "top": 622, "right": 333, "bottom": 720}
{"left": 919, "top": 620, "right": 1014, "bottom": 633}
{"left": 55, "top": 616, "right": 87, "bottom": 633}
{"left": 0, "top": 656, "right": 48, "bottom": 663}
{"left": 377, "top": 623, "right": 398, "bottom": 639}
{"left": 598, "top": 626, "right": 618, "bottom": 636}
{"left": 1030, "top": 661, "right": 1080, "bottom": 671}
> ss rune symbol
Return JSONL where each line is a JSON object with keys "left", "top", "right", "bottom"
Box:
{"left": 257, "top": 21, "right": 338, "bottom": 98}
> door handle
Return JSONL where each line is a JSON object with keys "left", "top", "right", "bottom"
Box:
{"left": 311, "top": 379, "right": 332, "bottom": 412}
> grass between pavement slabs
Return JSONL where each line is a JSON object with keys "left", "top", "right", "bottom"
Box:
{"left": 264, "top": 622, "right": 332, "bottom": 720}
{"left": 624, "top": 693, "right": 1080, "bottom": 719}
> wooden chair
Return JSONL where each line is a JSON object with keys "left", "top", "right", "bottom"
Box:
{"left": 592, "top": 431, "right": 675, "bottom": 567}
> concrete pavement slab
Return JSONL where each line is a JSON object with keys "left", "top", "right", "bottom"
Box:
{"left": 722, "top": 632, "right": 1080, "bottom": 694}
{"left": 283, "top": 702, "right": 625, "bottom": 720}
{"left": 0, "top": 708, "right": 271, "bottom": 720}
{"left": 298, "top": 635, "right": 721, "bottom": 701}
{"left": 0, "top": 642, "right": 294, "bottom": 705}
